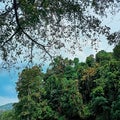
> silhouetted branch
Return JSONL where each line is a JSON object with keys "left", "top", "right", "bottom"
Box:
{"left": 13, "top": 0, "right": 21, "bottom": 28}
{"left": 22, "top": 30, "right": 52, "bottom": 59}
{"left": 1, "top": 30, "right": 18, "bottom": 47}
{"left": 12, "top": 0, "right": 52, "bottom": 59}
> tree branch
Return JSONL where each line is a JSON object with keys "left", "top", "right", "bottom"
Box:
{"left": 13, "top": 0, "right": 21, "bottom": 28}
{"left": 1, "top": 30, "right": 18, "bottom": 47}
{"left": 22, "top": 30, "right": 52, "bottom": 59}
{"left": 12, "top": 0, "right": 52, "bottom": 60}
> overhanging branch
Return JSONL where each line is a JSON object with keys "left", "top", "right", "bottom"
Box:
{"left": 22, "top": 30, "right": 52, "bottom": 59}
{"left": 12, "top": 0, "right": 52, "bottom": 60}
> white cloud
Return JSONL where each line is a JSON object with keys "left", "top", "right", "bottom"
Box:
{"left": 0, "top": 96, "right": 18, "bottom": 106}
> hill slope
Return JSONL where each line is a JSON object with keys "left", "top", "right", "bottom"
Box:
{"left": 0, "top": 103, "right": 13, "bottom": 111}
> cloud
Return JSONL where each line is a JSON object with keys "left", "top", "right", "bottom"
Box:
{"left": 0, "top": 96, "right": 18, "bottom": 106}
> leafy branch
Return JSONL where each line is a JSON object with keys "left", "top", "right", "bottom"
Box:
{"left": 13, "top": 0, "right": 52, "bottom": 60}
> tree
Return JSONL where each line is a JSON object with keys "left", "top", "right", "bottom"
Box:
{"left": 44, "top": 74, "right": 84, "bottom": 119}
{"left": 113, "top": 41, "right": 120, "bottom": 60}
{"left": 0, "top": 110, "right": 15, "bottom": 120}
{"left": 104, "top": 61, "right": 120, "bottom": 102}
{"left": 89, "top": 49, "right": 120, "bottom": 120}
{"left": 14, "top": 66, "right": 56, "bottom": 120}
{"left": 111, "top": 96, "right": 120, "bottom": 120}
{"left": 79, "top": 66, "right": 97, "bottom": 102}
{"left": 90, "top": 96, "right": 110, "bottom": 120}
{"left": 0, "top": 0, "right": 120, "bottom": 66}
{"left": 95, "top": 50, "right": 113, "bottom": 65}
{"left": 86, "top": 54, "right": 95, "bottom": 67}
{"left": 45, "top": 58, "right": 84, "bottom": 119}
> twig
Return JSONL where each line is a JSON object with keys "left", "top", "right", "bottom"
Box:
{"left": 0, "top": 6, "right": 14, "bottom": 17}
{"left": 22, "top": 30, "right": 53, "bottom": 59}
{"left": 1, "top": 30, "right": 18, "bottom": 47}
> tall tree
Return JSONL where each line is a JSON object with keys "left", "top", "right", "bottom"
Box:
{"left": 44, "top": 74, "right": 84, "bottom": 119}
{"left": 14, "top": 66, "right": 55, "bottom": 120}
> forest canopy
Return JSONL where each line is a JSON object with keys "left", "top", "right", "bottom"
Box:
{"left": 0, "top": 45, "right": 120, "bottom": 120}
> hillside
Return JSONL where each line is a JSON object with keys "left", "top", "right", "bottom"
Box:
{"left": 0, "top": 103, "right": 13, "bottom": 112}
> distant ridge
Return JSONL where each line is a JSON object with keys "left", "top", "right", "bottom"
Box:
{"left": 0, "top": 103, "right": 13, "bottom": 111}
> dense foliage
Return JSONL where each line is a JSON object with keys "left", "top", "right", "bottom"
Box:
{"left": 0, "top": 44, "right": 120, "bottom": 120}
{"left": 0, "top": 110, "right": 15, "bottom": 120}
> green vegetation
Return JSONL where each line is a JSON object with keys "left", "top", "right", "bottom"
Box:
{"left": 0, "top": 110, "right": 15, "bottom": 120}
{"left": 0, "top": 44, "right": 120, "bottom": 120}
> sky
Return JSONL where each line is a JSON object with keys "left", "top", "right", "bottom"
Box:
{"left": 0, "top": 2, "right": 120, "bottom": 106}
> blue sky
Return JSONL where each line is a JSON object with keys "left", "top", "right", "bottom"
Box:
{"left": 0, "top": 69, "right": 18, "bottom": 105}
{"left": 0, "top": 2, "right": 120, "bottom": 106}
